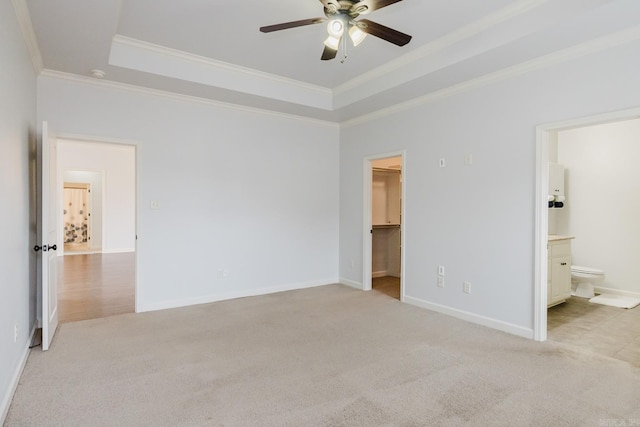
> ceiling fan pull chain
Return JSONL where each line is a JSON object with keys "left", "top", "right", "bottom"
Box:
{"left": 340, "top": 33, "right": 348, "bottom": 63}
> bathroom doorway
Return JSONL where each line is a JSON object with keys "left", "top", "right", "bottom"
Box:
{"left": 363, "top": 152, "right": 405, "bottom": 301}
{"left": 535, "top": 107, "right": 640, "bottom": 366}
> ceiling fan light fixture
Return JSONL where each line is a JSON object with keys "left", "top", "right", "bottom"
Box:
{"left": 327, "top": 17, "right": 345, "bottom": 37}
{"left": 324, "top": 35, "right": 341, "bottom": 50}
{"left": 348, "top": 25, "right": 367, "bottom": 46}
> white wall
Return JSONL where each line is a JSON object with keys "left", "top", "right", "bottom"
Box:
{"left": 37, "top": 76, "right": 340, "bottom": 311}
{"left": 339, "top": 38, "right": 640, "bottom": 337}
{"left": 62, "top": 170, "right": 104, "bottom": 251}
{"left": 58, "top": 141, "right": 135, "bottom": 253}
{"left": 0, "top": 2, "right": 37, "bottom": 422}
{"left": 556, "top": 118, "right": 640, "bottom": 295}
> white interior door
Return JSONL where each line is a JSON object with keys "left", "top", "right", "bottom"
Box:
{"left": 40, "top": 121, "right": 59, "bottom": 350}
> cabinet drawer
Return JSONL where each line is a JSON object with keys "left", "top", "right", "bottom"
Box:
{"left": 549, "top": 241, "right": 571, "bottom": 257}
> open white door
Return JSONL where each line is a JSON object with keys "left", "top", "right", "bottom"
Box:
{"left": 39, "top": 121, "right": 59, "bottom": 350}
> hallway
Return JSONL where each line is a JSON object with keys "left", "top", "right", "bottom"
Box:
{"left": 58, "top": 253, "right": 135, "bottom": 323}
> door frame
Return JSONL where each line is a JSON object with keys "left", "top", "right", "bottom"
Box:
{"left": 55, "top": 133, "right": 141, "bottom": 313}
{"left": 534, "top": 106, "right": 640, "bottom": 341}
{"left": 363, "top": 150, "right": 406, "bottom": 301}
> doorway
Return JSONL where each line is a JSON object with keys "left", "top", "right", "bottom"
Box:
{"left": 56, "top": 138, "right": 137, "bottom": 323}
{"left": 62, "top": 182, "right": 91, "bottom": 253}
{"left": 535, "top": 107, "right": 640, "bottom": 344}
{"left": 363, "top": 152, "right": 405, "bottom": 301}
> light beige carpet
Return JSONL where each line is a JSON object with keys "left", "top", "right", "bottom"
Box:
{"left": 6, "top": 284, "right": 640, "bottom": 426}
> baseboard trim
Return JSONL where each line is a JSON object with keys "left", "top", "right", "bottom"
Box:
{"left": 404, "top": 296, "right": 534, "bottom": 339}
{"left": 139, "top": 278, "right": 337, "bottom": 312}
{"left": 339, "top": 278, "right": 363, "bottom": 290}
{"left": 372, "top": 270, "right": 388, "bottom": 278}
{"left": 594, "top": 286, "right": 640, "bottom": 299}
{"left": 1, "top": 321, "right": 36, "bottom": 425}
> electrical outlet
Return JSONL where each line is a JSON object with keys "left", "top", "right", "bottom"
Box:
{"left": 464, "top": 154, "right": 473, "bottom": 165}
{"left": 439, "top": 158, "right": 446, "bottom": 168}
{"left": 350, "top": 260, "right": 355, "bottom": 269}
{"left": 437, "top": 276, "right": 444, "bottom": 288}
{"left": 150, "top": 200, "right": 160, "bottom": 210}
{"left": 463, "top": 282, "right": 471, "bottom": 294}
{"left": 438, "top": 265, "right": 445, "bottom": 276}
{"left": 14, "top": 324, "right": 18, "bottom": 343}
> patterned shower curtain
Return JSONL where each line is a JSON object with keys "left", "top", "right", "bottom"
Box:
{"left": 63, "top": 188, "right": 88, "bottom": 243}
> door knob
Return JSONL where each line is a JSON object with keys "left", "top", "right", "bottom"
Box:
{"left": 34, "top": 244, "right": 58, "bottom": 252}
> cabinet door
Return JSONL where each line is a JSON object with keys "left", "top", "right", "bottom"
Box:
{"left": 550, "top": 255, "right": 572, "bottom": 303}
{"left": 547, "top": 258, "right": 553, "bottom": 305}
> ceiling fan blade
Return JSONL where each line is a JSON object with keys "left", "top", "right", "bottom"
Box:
{"left": 356, "top": 19, "right": 412, "bottom": 46}
{"left": 351, "top": 0, "right": 403, "bottom": 14}
{"left": 321, "top": 45, "right": 338, "bottom": 61}
{"left": 260, "top": 18, "right": 325, "bottom": 33}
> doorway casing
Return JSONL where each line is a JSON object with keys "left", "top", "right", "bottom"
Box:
{"left": 55, "top": 133, "right": 140, "bottom": 314}
{"left": 534, "top": 106, "right": 640, "bottom": 341}
{"left": 363, "top": 150, "right": 406, "bottom": 301}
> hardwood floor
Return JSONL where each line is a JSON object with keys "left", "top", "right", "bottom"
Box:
{"left": 58, "top": 253, "right": 135, "bottom": 323}
{"left": 548, "top": 295, "right": 640, "bottom": 367}
{"left": 372, "top": 276, "right": 400, "bottom": 300}
{"left": 64, "top": 242, "right": 90, "bottom": 253}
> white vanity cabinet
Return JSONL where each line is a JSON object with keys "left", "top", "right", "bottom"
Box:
{"left": 547, "top": 237, "right": 573, "bottom": 307}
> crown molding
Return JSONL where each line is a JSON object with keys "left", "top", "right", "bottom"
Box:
{"left": 341, "top": 25, "right": 640, "bottom": 128}
{"left": 110, "top": 35, "right": 333, "bottom": 110}
{"left": 334, "top": 0, "right": 549, "bottom": 97}
{"left": 39, "top": 69, "right": 339, "bottom": 128}
{"left": 11, "top": 0, "right": 43, "bottom": 74}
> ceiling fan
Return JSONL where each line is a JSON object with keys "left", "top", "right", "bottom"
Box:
{"left": 259, "top": 0, "right": 412, "bottom": 61}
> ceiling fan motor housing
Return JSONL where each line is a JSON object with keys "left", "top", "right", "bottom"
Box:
{"left": 324, "top": 0, "right": 366, "bottom": 19}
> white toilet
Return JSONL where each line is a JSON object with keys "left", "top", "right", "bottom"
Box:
{"left": 571, "top": 265, "right": 605, "bottom": 298}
